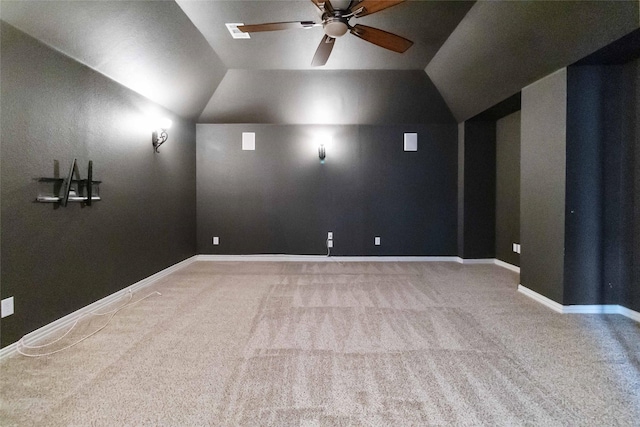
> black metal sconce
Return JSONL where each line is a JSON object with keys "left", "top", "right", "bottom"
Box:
{"left": 318, "top": 144, "right": 326, "bottom": 163}
{"left": 151, "top": 118, "right": 172, "bottom": 153}
{"left": 152, "top": 129, "right": 169, "bottom": 153}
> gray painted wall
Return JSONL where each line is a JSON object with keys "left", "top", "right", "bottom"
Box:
{"left": 0, "top": 23, "right": 196, "bottom": 348}
{"left": 495, "top": 111, "right": 521, "bottom": 266}
{"left": 520, "top": 69, "right": 567, "bottom": 304}
{"left": 196, "top": 124, "right": 457, "bottom": 256}
{"left": 461, "top": 121, "right": 496, "bottom": 259}
{"left": 564, "top": 61, "right": 639, "bottom": 308}
{"left": 457, "top": 122, "right": 465, "bottom": 257}
{"left": 199, "top": 70, "right": 455, "bottom": 125}
{"left": 564, "top": 66, "right": 607, "bottom": 305}
{"left": 633, "top": 58, "right": 640, "bottom": 312}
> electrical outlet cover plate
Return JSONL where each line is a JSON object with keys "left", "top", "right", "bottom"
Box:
{"left": 328, "top": 232, "right": 333, "bottom": 239}
{"left": 213, "top": 237, "right": 220, "bottom": 245}
{"left": 375, "top": 237, "right": 381, "bottom": 246}
{"left": 328, "top": 240, "right": 333, "bottom": 248}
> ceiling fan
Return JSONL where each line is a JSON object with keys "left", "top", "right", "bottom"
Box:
{"left": 237, "top": 0, "right": 413, "bottom": 67}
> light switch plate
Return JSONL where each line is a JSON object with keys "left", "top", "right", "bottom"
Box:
{"left": 242, "top": 132, "right": 255, "bottom": 150}
{"left": 213, "top": 237, "right": 220, "bottom": 245}
{"left": 1, "top": 297, "right": 14, "bottom": 318}
{"left": 375, "top": 237, "right": 381, "bottom": 246}
{"left": 404, "top": 133, "right": 418, "bottom": 151}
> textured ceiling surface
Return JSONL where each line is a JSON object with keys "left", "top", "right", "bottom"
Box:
{"left": 427, "top": 0, "right": 640, "bottom": 121}
{"left": 198, "top": 70, "right": 454, "bottom": 124}
{"left": 176, "top": 0, "right": 474, "bottom": 70}
{"left": 2, "top": 0, "right": 638, "bottom": 122}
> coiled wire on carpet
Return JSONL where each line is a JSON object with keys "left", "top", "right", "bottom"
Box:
{"left": 17, "top": 290, "right": 161, "bottom": 357}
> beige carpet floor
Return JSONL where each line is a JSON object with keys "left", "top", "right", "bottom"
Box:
{"left": 1, "top": 261, "right": 639, "bottom": 426}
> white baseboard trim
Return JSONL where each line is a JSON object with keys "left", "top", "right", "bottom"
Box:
{"left": 455, "top": 257, "right": 495, "bottom": 265}
{"left": 196, "top": 255, "right": 522, "bottom": 273}
{"left": 493, "top": 259, "right": 520, "bottom": 273}
{"left": 0, "top": 255, "right": 198, "bottom": 361}
{"left": 518, "top": 284, "right": 640, "bottom": 322}
{"left": 618, "top": 305, "right": 640, "bottom": 322}
{"left": 197, "top": 255, "right": 461, "bottom": 262}
{"left": 517, "top": 285, "right": 564, "bottom": 313}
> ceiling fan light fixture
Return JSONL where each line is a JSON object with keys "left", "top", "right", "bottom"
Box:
{"left": 323, "top": 18, "right": 349, "bottom": 38}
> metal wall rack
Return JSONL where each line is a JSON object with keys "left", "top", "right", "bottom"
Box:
{"left": 36, "top": 159, "right": 101, "bottom": 206}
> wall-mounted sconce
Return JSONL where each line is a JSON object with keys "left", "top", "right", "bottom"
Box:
{"left": 318, "top": 144, "right": 326, "bottom": 163}
{"left": 151, "top": 117, "right": 172, "bottom": 153}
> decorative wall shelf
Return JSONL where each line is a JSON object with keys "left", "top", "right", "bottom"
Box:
{"left": 36, "top": 159, "right": 101, "bottom": 206}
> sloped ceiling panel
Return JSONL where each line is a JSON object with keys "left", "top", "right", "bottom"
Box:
{"left": 198, "top": 70, "right": 455, "bottom": 124}
{"left": 426, "top": 0, "right": 640, "bottom": 122}
{"left": 1, "top": 0, "right": 227, "bottom": 119}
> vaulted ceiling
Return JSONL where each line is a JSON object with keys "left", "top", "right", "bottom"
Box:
{"left": 2, "top": 0, "right": 639, "bottom": 123}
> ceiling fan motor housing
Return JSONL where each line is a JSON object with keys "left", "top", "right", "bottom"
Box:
{"left": 323, "top": 16, "right": 349, "bottom": 38}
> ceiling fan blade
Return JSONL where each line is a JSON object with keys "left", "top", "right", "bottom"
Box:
{"left": 350, "top": 24, "right": 413, "bottom": 53}
{"left": 349, "top": 0, "right": 405, "bottom": 17}
{"left": 311, "top": 35, "right": 336, "bottom": 67}
{"left": 309, "top": 0, "right": 335, "bottom": 13}
{"left": 237, "top": 21, "right": 317, "bottom": 33}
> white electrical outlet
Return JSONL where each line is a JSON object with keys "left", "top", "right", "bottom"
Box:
{"left": 327, "top": 232, "right": 333, "bottom": 240}
{"left": 213, "top": 237, "right": 219, "bottom": 245}
{"left": 327, "top": 240, "right": 333, "bottom": 248}
{"left": 375, "top": 237, "right": 381, "bottom": 246}
{"left": 516, "top": 244, "right": 521, "bottom": 254}
{"left": 513, "top": 243, "right": 518, "bottom": 253}
{"left": 1, "top": 297, "right": 14, "bottom": 318}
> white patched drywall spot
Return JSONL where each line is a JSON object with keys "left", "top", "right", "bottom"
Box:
{"left": 404, "top": 133, "right": 418, "bottom": 151}
{"left": 242, "top": 132, "right": 255, "bottom": 151}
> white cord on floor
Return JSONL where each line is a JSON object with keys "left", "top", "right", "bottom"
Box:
{"left": 17, "top": 290, "right": 161, "bottom": 358}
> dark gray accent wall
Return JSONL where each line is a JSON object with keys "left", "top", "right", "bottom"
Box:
{"left": 633, "top": 58, "right": 640, "bottom": 312}
{"left": 0, "top": 23, "right": 196, "bottom": 348}
{"left": 564, "top": 66, "right": 606, "bottom": 304}
{"left": 564, "top": 60, "right": 639, "bottom": 308}
{"left": 608, "top": 61, "right": 638, "bottom": 310}
{"left": 520, "top": 69, "right": 567, "bottom": 304}
{"left": 196, "top": 124, "right": 458, "bottom": 256}
{"left": 457, "top": 123, "right": 465, "bottom": 257}
{"left": 460, "top": 121, "right": 496, "bottom": 259}
{"left": 495, "top": 111, "right": 521, "bottom": 266}
{"left": 458, "top": 93, "right": 521, "bottom": 261}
